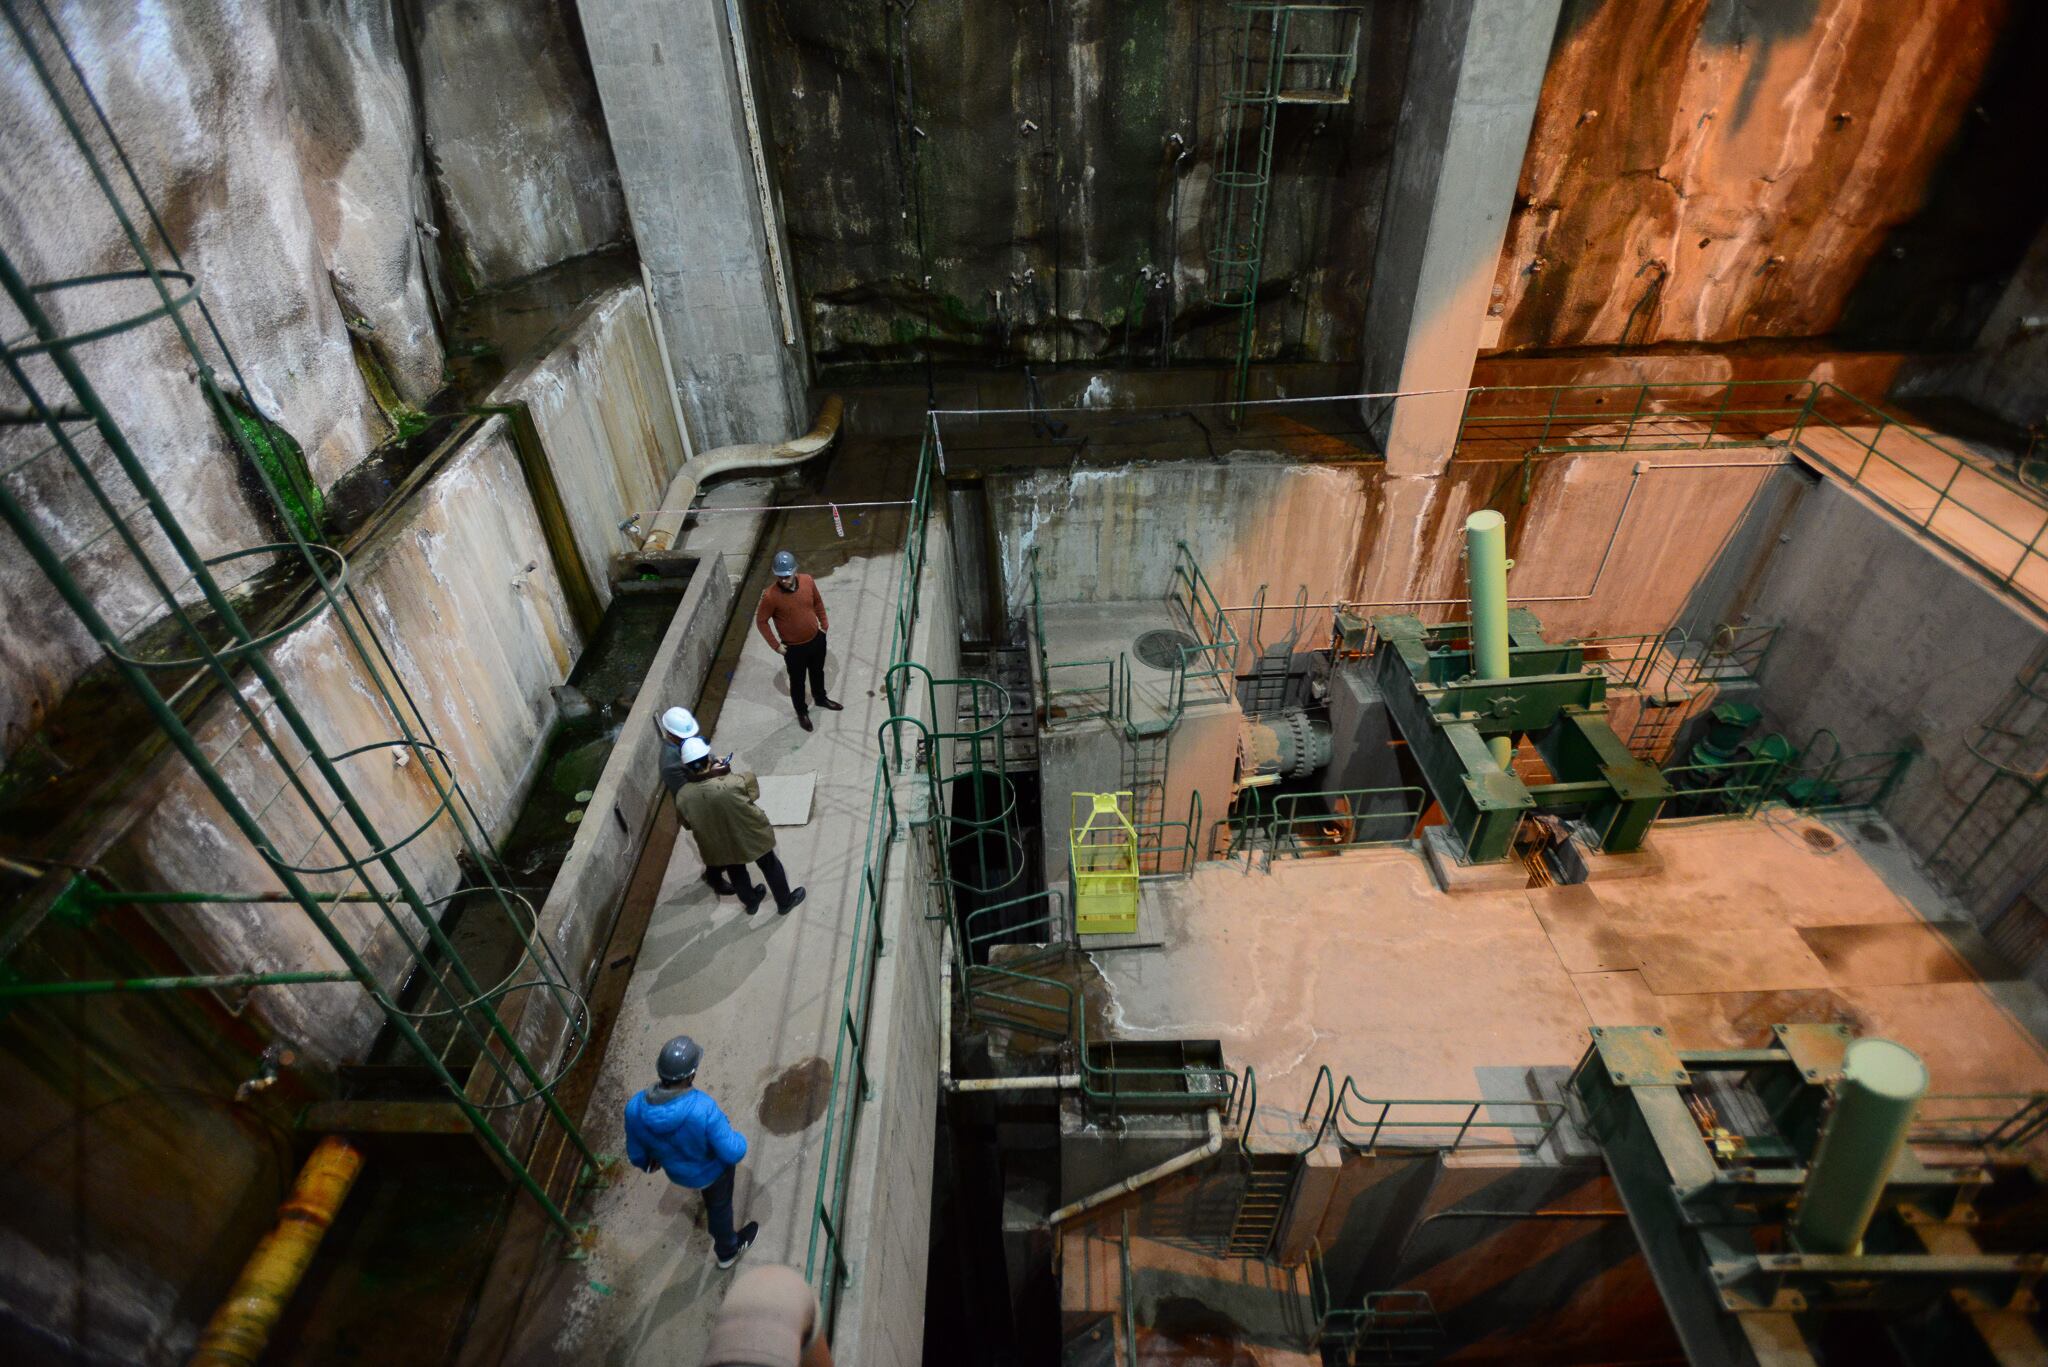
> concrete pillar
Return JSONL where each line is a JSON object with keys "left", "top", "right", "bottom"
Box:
{"left": 1275, "top": 1140, "right": 1345, "bottom": 1265}
{"left": 578, "top": 0, "right": 809, "bottom": 448}
{"left": 1360, "top": 0, "right": 1562, "bottom": 477}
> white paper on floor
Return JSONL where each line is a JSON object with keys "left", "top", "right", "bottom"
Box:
{"left": 756, "top": 773, "right": 816, "bottom": 826}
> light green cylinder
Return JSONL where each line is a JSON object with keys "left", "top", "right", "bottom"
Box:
{"left": 1465, "top": 510, "right": 1513, "bottom": 767}
{"left": 1793, "top": 1037, "right": 1928, "bottom": 1254}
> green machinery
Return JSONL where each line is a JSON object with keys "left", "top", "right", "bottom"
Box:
{"left": 1372, "top": 608, "right": 1671, "bottom": 861}
{"left": 1574, "top": 1025, "right": 2048, "bottom": 1365}
{"left": 1371, "top": 509, "right": 1671, "bottom": 862}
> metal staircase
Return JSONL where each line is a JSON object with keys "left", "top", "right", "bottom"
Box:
{"left": 1207, "top": 3, "right": 1364, "bottom": 414}
{"left": 1929, "top": 652, "right": 2048, "bottom": 907}
{"left": 1122, "top": 727, "right": 1174, "bottom": 874}
{"left": 1225, "top": 1149, "right": 1298, "bottom": 1258}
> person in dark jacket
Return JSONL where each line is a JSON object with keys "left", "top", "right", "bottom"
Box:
{"left": 754, "top": 549, "right": 841, "bottom": 732}
{"left": 674, "top": 737, "right": 807, "bottom": 916}
{"left": 624, "top": 1034, "right": 758, "bottom": 1268}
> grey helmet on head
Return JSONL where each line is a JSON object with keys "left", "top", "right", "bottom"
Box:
{"left": 657, "top": 1034, "right": 703, "bottom": 1083}
{"left": 771, "top": 549, "right": 797, "bottom": 578}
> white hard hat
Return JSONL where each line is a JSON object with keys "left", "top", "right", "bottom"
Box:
{"left": 680, "top": 737, "right": 712, "bottom": 765}
{"left": 660, "top": 706, "right": 699, "bottom": 741}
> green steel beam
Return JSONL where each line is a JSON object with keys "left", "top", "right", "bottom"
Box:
{"left": 0, "top": 970, "right": 353, "bottom": 1000}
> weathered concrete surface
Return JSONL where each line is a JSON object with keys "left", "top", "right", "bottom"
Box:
{"left": 1360, "top": 0, "right": 1563, "bottom": 476}
{"left": 487, "top": 283, "right": 687, "bottom": 611}
{"left": 412, "top": 0, "right": 627, "bottom": 290}
{"left": 579, "top": 0, "right": 809, "bottom": 448}
{"left": 0, "top": 0, "right": 385, "bottom": 754}
{"left": 992, "top": 460, "right": 1377, "bottom": 620}
{"left": 121, "top": 418, "right": 585, "bottom": 1060}
{"left": 1493, "top": 0, "right": 2010, "bottom": 350}
{"left": 486, "top": 484, "right": 933, "bottom": 1365}
{"left": 282, "top": 0, "right": 445, "bottom": 404}
{"left": 1728, "top": 476, "right": 2048, "bottom": 922}
{"left": 988, "top": 448, "right": 1800, "bottom": 651}
{"left": 1899, "top": 219, "right": 2048, "bottom": 432}
{"left": 501, "top": 556, "right": 735, "bottom": 1124}
{"left": 0, "top": 976, "right": 305, "bottom": 1365}
{"left": 0, "top": 0, "right": 635, "bottom": 760}
{"left": 749, "top": 0, "right": 1412, "bottom": 371}
{"left": 1106, "top": 813, "right": 2048, "bottom": 1135}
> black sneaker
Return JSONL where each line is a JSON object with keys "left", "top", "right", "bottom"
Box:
{"left": 716, "top": 1221, "right": 758, "bottom": 1270}
{"left": 739, "top": 890, "right": 766, "bottom": 916}
{"left": 776, "top": 888, "right": 807, "bottom": 916}
{"left": 797, "top": 712, "right": 814, "bottom": 732}
{"left": 817, "top": 698, "right": 844, "bottom": 712}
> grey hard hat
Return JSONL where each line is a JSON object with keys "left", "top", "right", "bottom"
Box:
{"left": 657, "top": 1034, "right": 703, "bottom": 1082}
{"left": 771, "top": 549, "right": 797, "bottom": 577}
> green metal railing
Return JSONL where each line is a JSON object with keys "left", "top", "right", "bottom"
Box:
{"left": 1566, "top": 630, "right": 1675, "bottom": 691}
{"left": 804, "top": 751, "right": 900, "bottom": 1323}
{"left": 1909, "top": 1092, "right": 2048, "bottom": 1150}
{"left": 1794, "top": 383, "right": 2048, "bottom": 607}
{"left": 1455, "top": 377, "right": 2048, "bottom": 616}
{"left": 1309, "top": 1252, "right": 1445, "bottom": 1367}
{"left": 1456, "top": 378, "right": 1812, "bottom": 455}
{"left": 1306, "top": 1068, "right": 1568, "bottom": 1153}
{"left": 1215, "top": 785, "right": 1427, "bottom": 873}
{"left": 1784, "top": 727, "right": 1915, "bottom": 814}
{"left": 0, "top": 0, "right": 596, "bottom": 1239}
{"left": 1027, "top": 545, "right": 1121, "bottom": 724}
{"left": 1657, "top": 757, "right": 1786, "bottom": 821}
{"left": 1685, "top": 620, "right": 1781, "bottom": 686}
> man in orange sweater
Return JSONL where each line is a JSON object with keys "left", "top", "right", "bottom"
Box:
{"left": 754, "top": 549, "right": 843, "bottom": 732}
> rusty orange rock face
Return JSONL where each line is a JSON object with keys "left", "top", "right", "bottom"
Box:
{"left": 1492, "top": 0, "right": 2008, "bottom": 351}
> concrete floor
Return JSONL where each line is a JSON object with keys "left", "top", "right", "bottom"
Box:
{"left": 1095, "top": 811, "right": 2048, "bottom": 1148}
{"left": 492, "top": 459, "right": 914, "bottom": 1363}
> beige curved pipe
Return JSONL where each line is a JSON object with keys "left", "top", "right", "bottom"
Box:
{"left": 639, "top": 395, "right": 844, "bottom": 554}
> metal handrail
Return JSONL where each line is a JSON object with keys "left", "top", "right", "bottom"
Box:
{"left": 1657, "top": 757, "right": 1786, "bottom": 821}
{"left": 1329, "top": 1075, "right": 1567, "bottom": 1151}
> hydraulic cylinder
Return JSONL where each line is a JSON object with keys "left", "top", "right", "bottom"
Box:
{"left": 1793, "top": 1037, "right": 1927, "bottom": 1254}
{"left": 1465, "top": 510, "right": 1513, "bottom": 767}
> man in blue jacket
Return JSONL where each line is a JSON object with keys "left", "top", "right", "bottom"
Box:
{"left": 623, "top": 1034, "right": 758, "bottom": 1268}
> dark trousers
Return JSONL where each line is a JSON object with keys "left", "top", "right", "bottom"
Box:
{"left": 713, "top": 849, "right": 794, "bottom": 908}
{"left": 784, "top": 632, "right": 829, "bottom": 713}
{"left": 697, "top": 1164, "right": 739, "bottom": 1259}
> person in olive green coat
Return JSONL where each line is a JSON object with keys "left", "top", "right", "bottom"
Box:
{"left": 674, "top": 738, "right": 807, "bottom": 915}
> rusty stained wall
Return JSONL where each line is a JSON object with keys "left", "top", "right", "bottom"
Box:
{"left": 991, "top": 445, "right": 1792, "bottom": 647}
{"left": 748, "top": 0, "right": 1412, "bottom": 373}
{"left": 1490, "top": 0, "right": 2010, "bottom": 352}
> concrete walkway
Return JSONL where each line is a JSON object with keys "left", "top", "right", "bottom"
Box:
{"left": 497, "top": 505, "right": 909, "bottom": 1362}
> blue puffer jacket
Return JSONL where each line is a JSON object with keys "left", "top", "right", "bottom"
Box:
{"left": 623, "top": 1083, "right": 749, "bottom": 1189}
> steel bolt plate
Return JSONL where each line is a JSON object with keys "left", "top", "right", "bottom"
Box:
{"left": 1590, "top": 1025, "right": 1691, "bottom": 1087}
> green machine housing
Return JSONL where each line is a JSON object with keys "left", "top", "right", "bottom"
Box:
{"left": 1370, "top": 608, "right": 1672, "bottom": 861}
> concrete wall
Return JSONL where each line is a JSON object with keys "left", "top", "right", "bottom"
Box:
{"left": 992, "top": 459, "right": 1377, "bottom": 621}
{"left": 0, "top": 0, "right": 629, "bottom": 763}
{"left": 502, "top": 556, "right": 734, "bottom": 1124}
{"left": 1729, "top": 477, "right": 2048, "bottom": 921}
{"left": 413, "top": 0, "right": 628, "bottom": 290}
{"left": 579, "top": 0, "right": 810, "bottom": 448}
{"left": 119, "top": 417, "right": 584, "bottom": 1060}
{"left": 831, "top": 502, "right": 956, "bottom": 1366}
{"left": 487, "top": 283, "right": 687, "bottom": 611}
{"left": 747, "top": 0, "right": 1413, "bottom": 372}
{"left": 989, "top": 449, "right": 1800, "bottom": 652}
{"left": 1898, "top": 219, "right": 2048, "bottom": 431}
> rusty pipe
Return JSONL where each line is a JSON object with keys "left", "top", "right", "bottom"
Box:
{"left": 639, "top": 396, "right": 844, "bottom": 554}
{"left": 189, "top": 1136, "right": 364, "bottom": 1366}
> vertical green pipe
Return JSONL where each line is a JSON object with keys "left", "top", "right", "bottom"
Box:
{"left": 1794, "top": 1037, "right": 1927, "bottom": 1254}
{"left": 1465, "top": 510, "right": 1513, "bottom": 767}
